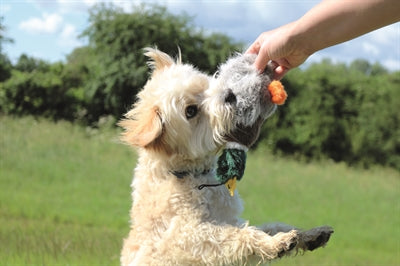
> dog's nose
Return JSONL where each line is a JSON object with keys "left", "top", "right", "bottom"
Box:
{"left": 225, "top": 90, "right": 237, "bottom": 104}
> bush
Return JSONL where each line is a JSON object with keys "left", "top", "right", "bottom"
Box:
{"left": 0, "top": 5, "right": 398, "bottom": 170}
{"left": 259, "top": 60, "right": 400, "bottom": 170}
{"left": 0, "top": 63, "right": 83, "bottom": 120}
{"left": 81, "top": 3, "right": 243, "bottom": 122}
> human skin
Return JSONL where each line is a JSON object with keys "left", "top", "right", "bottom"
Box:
{"left": 246, "top": 0, "right": 400, "bottom": 79}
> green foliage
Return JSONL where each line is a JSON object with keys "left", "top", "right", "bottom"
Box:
{"left": 0, "top": 4, "right": 398, "bottom": 170}
{"left": 0, "top": 4, "right": 242, "bottom": 123}
{"left": 349, "top": 73, "right": 400, "bottom": 168}
{"left": 0, "top": 17, "right": 13, "bottom": 82}
{"left": 259, "top": 59, "right": 400, "bottom": 170}
{"left": 81, "top": 3, "right": 242, "bottom": 122}
{"left": 0, "top": 53, "right": 12, "bottom": 82}
{"left": 350, "top": 58, "right": 388, "bottom": 76}
{"left": 14, "top": 54, "right": 50, "bottom": 73}
{"left": 0, "top": 60, "right": 83, "bottom": 120}
{"left": 0, "top": 16, "right": 13, "bottom": 53}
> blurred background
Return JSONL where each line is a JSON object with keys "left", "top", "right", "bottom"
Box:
{"left": 1, "top": 1, "right": 399, "bottom": 265}
{"left": 2, "top": 0, "right": 400, "bottom": 70}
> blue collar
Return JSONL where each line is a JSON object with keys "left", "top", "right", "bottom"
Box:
{"left": 170, "top": 169, "right": 225, "bottom": 191}
{"left": 170, "top": 169, "right": 211, "bottom": 179}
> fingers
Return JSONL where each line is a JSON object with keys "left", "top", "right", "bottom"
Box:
{"left": 245, "top": 36, "right": 289, "bottom": 79}
{"left": 273, "top": 66, "right": 289, "bottom": 80}
{"left": 247, "top": 40, "right": 273, "bottom": 73}
{"left": 267, "top": 62, "right": 288, "bottom": 80}
{"left": 248, "top": 47, "right": 289, "bottom": 79}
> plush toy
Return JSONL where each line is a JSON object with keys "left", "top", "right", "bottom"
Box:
{"left": 199, "top": 54, "right": 287, "bottom": 196}
{"left": 218, "top": 81, "right": 287, "bottom": 196}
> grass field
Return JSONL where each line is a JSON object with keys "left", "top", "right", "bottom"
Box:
{"left": 1, "top": 116, "right": 399, "bottom": 265}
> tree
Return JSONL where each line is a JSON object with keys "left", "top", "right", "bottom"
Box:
{"left": 81, "top": 3, "right": 243, "bottom": 122}
{"left": 0, "top": 17, "right": 13, "bottom": 82}
{"left": 259, "top": 59, "right": 399, "bottom": 170}
{"left": 15, "top": 54, "right": 50, "bottom": 73}
{"left": 350, "top": 59, "right": 388, "bottom": 76}
{"left": 0, "top": 63, "right": 79, "bottom": 120}
{"left": 0, "top": 53, "right": 11, "bottom": 82}
{"left": 60, "top": 46, "right": 96, "bottom": 118}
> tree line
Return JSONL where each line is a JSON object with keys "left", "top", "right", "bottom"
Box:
{"left": 1, "top": 4, "right": 398, "bottom": 170}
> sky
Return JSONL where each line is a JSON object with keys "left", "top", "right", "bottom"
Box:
{"left": 1, "top": 0, "right": 400, "bottom": 71}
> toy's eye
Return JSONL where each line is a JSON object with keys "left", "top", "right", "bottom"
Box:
{"left": 225, "top": 89, "right": 237, "bottom": 104}
{"left": 185, "top": 105, "right": 198, "bottom": 119}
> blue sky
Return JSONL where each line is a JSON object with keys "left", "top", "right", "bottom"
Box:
{"left": 2, "top": 0, "right": 399, "bottom": 71}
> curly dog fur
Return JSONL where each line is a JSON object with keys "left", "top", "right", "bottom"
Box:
{"left": 119, "top": 48, "right": 333, "bottom": 265}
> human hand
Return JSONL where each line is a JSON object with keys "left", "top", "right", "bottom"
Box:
{"left": 245, "top": 23, "right": 310, "bottom": 80}
{"left": 246, "top": 0, "right": 400, "bottom": 80}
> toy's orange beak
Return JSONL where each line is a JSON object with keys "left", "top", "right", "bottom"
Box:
{"left": 268, "top": 80, "right": 287, "bottom": 105}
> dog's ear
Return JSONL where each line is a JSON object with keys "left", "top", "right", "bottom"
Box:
{"left": 119, "top": 107, "right": 163, "bottom": 148}
{"left": 144, "top": 47, "right": 175, "bottom": 72}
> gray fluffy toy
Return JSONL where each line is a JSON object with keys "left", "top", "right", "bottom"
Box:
{"left": 204, "top": 54, "right": 287, "bottom": 195}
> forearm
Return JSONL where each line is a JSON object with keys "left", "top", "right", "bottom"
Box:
{"left": 291, "top": 0, "right": 400, "bottom": 55}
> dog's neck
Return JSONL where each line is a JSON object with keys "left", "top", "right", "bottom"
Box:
{"left": 138, "top": 148, "right": 217, "bottom": 179}
{"left": 169, "top": 155, "right": 216, "bottom": 179}
{"left": 170, "top": 168, "right": 212, "bottom": 179}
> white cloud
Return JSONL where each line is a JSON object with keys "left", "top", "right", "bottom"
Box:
{"left": 56, "top": 0, "right": 96, "bottom": 13}
{"left": 58, "top": 24, "right": 83, "bottom": 48}
{"left": 367, "top": 24, "right": 399, "bottom": 45}
{"left": 83, "top": 0, "right": 97, "bottom": 6}
{"left": 382, "top": 59, "right": 400, "bottom": 71}
{"left": 112, "top": 0, "right": 132, "bottom": 12}
{"left": 19, "top": 13, "right": 63, "bottom": 34}
{"left": 27, "top": 0, "right": 58, "bottom": 10}
{"left": 26, "top": 0, "right": 95, "bottom": 14}
{"left": 362, "top": 42, "right": 380, "bottom": 56}
{"left": 157, "top": 1, "right": 316, "bottom": 45}
{"left": 53, "top": 0, "right": 130, "bottom": 13}
{"left": 0, "top": 4, "right": 11, "bottom": 13}
{"left": 8, "top": 0, "right": 399, "bottom": 69}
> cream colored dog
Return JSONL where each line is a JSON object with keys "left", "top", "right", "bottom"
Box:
{"left": 119, "top": 48, "right": 333, "bottom": 265}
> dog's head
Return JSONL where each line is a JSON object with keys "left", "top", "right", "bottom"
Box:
{"left": 119, "top": 48, "right": 226, "bottom": 159}
{"left": 119, "top": 49, "right": 279, "bottom": 160}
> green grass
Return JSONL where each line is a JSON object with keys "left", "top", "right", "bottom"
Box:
{"left": 1, "top": 116, "right": 399, "bottom": 265}
{"left": 242, "top": 149, "right": 400, "bottom": 265}
{"left": 0, "top": 116, "right": 134, "bottom": 265}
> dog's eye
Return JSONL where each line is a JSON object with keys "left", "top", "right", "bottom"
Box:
{"left": 185, "top": 105, "right": 198, "bottom": 119}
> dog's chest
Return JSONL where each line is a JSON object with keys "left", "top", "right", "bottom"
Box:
{"left": 131, "top": 172, "right": 244, "bottom": 226}
{"left": 174, "top": 175, "right": 245, "bottom": 225}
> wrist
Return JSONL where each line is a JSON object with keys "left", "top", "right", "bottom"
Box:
{"left": 289, "top": 19, "right": 317, "bottom": 57}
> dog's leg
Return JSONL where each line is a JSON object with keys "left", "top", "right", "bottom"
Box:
{"left": 259, "top": 223, "right": 333, "bottom": 255}
{"left": 297, "top": 226, "right": 333, "bottom": 252}
{"left": 180, "top": 223, "right": 298, "bottom": 264}
{"left": 260, "top": 222, "right": 297, "bottom": 236}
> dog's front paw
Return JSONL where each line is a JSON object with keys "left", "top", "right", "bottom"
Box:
{"left": 298, "top": 226, "right": 334, "bottom": 251}
{"left": 274, "top": 230, "right": 299, "bottom": 258}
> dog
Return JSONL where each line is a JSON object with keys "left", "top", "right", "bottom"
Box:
{"left": 119, "top": 48, "right": 333, "bottom": 265}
